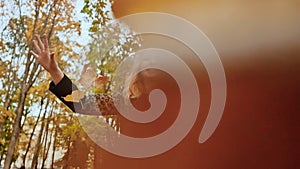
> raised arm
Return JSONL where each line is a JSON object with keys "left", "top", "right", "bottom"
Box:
{"left": 30, "top": 34, "right": 64, "bottom": 85}
{"left": 30, "top": 35, "right": 118, "bottom": 116}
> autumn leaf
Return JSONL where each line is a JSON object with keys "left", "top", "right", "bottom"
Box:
{"left": 94, "top": 75, "right": 108, "bottom": 87}
{"left": 77, "top": 63, "right": 108, "bottom": 88}
{"left": 0, "top": 138, "right": 5, "bottom": 145}
{"left": 63, "top": 90, "right": 85, "bottom": 102}
{"left": 77, "top": 63, "right": 96, "bottom": 88}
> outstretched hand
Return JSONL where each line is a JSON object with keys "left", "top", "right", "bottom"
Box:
{"left": 30, "top": 35, "right": 64, "bottom": 84}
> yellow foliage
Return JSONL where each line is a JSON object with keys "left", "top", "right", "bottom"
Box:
{"left": 0, "top": 40, "right": 5, "bottom": 50}
{"left": 0, "top": 138, "right": 5, "bottom": 145}
{"left": 0, "top": 66, "right": 5, "bottom": 78}
{"left": 0, "top": 106, "right": 15, "bottom": 118}
{"left": 63, "top": 90, "right": 85, "bottom": 102}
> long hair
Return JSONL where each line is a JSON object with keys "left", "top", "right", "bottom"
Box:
{"left": 121, "top": 55, "right": 158, "bottom": 100}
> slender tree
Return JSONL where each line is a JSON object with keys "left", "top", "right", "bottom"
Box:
{"left": 30, "top": 98, "right": 50, "bottom": 169}
{"left": 22, "top": 98, "right": 43, "bottom": 165}
{"left": 1, "top": 0, "right": 81, "bottom": 168}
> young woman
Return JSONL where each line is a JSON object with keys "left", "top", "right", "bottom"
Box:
{"left": 30, "top": 34, "right": 178, "bottom": 120}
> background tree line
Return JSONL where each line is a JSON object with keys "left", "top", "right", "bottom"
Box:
{"left": 0, "top": 0, "right": 140, "bottom": 168}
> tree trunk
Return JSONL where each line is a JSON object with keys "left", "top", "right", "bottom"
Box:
{"left": 30, "top": 100, "right": 49, "bottom": 169}
{"left": 41, "top": 109, "right": 53, "bottom": 168}
{"left": 3, "top": 83, "right": 27, "bottom": 169}
{"left": 0, "top": 48, "right": 17, "bottom": 135}
{"left": 23, "top": 98, "right": 43, "bottom": 165}
{"left": 51, "top": 124, "right": 57, "bottom": 169}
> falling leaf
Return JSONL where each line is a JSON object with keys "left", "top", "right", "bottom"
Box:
{"left": 63, "top": 90, "right": 85, "bottom": 102}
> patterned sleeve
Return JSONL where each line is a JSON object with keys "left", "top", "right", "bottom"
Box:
{"left": 49, "top": 74, "right": 119, "bottom": 116}
{"left": 79, "top": 94, "right": 119, "bottom": 116}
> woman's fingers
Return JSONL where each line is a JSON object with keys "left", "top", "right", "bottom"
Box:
{"left": 32, "top": 34, "right": 50, "bottom": 55}
{"left": 30, "top": 50, "right": 39, "bottom": 59}
{"left": 32, "top": 40, "right": 41, "bottom": 54}
{"left": 35, "top": 35, "right": 44, "bottom": 51}
{"left": 43, "top": 34, "right": 49, "bottom": 51}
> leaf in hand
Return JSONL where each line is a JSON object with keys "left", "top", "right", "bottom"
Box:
{"left": 94, "top": 75, "right": 108, "bottom": 87}
{"left": 63, "top": 90, "right": 85, "bottom": 102}
{"left": 77, "top": 63, "right": 108, "bottom": 88}
{"left": 78, "top": 64, "right": 97, "bottom": 88}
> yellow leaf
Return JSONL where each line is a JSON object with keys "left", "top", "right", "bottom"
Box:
{"left": 77, "top": 64, "right": 108, "bottom": 88}
{"left": 0, "top": 138, "right": 5, "bottom": 145}
{"left": 77, "top": 64, "right": 96, "bottom": 88}
{"left": 63, "top": 90, "right": 85, "bottom": 102}
{"left": 94, "top": 75, "right": 108, "bottom": 87}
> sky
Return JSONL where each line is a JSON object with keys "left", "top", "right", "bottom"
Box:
{"left": 72, "top": 0, "right": 113, "bottom": 46}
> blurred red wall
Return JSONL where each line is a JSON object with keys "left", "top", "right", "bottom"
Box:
{"left": 91, "top": 1, "right": 300, "bottom": 168}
